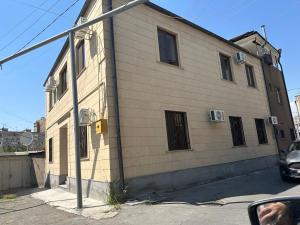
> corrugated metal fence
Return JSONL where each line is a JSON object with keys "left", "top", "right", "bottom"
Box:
{"left": 0, "top": 152, "right": 45, "bottom": 192}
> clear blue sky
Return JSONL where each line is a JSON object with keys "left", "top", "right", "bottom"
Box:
{"left": 0, "top": 0, "right": 299, "bottom": 131}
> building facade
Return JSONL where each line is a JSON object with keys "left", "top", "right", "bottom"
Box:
{"left": 231, "top": 31, "right": 295, "bottom": 150}
{"left": 44, "top": 0, "right": 278, "bottom": 200}
{"left": 295, "top": 95, "right": 300, "bottom": 139}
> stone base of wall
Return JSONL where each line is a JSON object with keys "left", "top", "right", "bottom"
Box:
{"left": 44, "top": 174, "right": 66, "bottom": 188}
{"left": 67, "top": 177, "right": 110, "bottom": 202}
{"left": 44, "top": 173, "right": 111, "bottom": 202}
{"left": 126, "top": 155, "right": 278, "bottom": 197}
{"left": 44, "top": 155, "right": 278, "bottom": 201}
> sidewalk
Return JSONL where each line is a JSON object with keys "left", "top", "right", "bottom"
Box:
{"left": 31, "top": 188, "right": 118, "bottom": 220}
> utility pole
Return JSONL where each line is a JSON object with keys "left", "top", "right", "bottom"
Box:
{"left": 0, "top": 0, "right": 149, "bottom": 209}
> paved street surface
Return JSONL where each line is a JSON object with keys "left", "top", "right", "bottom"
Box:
{"left": 1, "top": 167, "right": 299, "bottom": 225}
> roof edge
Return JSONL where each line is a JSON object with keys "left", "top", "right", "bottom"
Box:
{"left": 44, "top": 1, "right": 261, "bottom": 86}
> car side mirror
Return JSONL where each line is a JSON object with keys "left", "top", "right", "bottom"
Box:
{"left": 248, "top": 197, "right": 300, "bottom": 225}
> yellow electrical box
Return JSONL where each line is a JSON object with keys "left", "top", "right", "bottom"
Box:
{"left": 96, "top": 119, "right": 107, "bottom": 134}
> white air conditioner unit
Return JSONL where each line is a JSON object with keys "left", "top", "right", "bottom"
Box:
{"left": 79, "top": 109, "right": 90, "bottom": 126}
{"left": 45, "top": 77, "right": 56, "bottom": 92}
{"left": 267, "top": 116, "right": 279, "bottom": 125}
{"left": 75, "top": 17, "right": 91, "bottom": 40}
{"left": 234, "top": 52, "right": 247, "bottom": 64}
{"left": 210, "top": 110, "right": 225, "bottom": 122}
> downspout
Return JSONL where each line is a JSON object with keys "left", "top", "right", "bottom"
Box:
{"left": 107, "top": 0, "right": 125, "bottom": 191}
{"left": 277, "top": 49, "right": 295, "bottom": 136}
{"left": 260, "top": 59, "right": 281, "bottom": 153}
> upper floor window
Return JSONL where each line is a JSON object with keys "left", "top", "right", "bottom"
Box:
{"left": 275, "top": 88, "right": 282, "bottom": 104}
{"left": 76, "top": 40, "right": 85, "bottom": 75}
{"left": 220, "top": 54, "right": 233, "bottom": 81}
{"left": 165, "top": 111, "right": 190, "bottom": 150}
{"left": 157, "top": 28, "right": 179, "bottom": 66}
{"left": 59, "top": 66, "right": 67, "bottom": 98}
{"left": 255, "top": 119, "right": 268, "bottom": 144}
{"left": 229, "top": 116, "right": 246, "bottom": 146}
{"left": 245, "top": 64, "right": 256, "bottom": 87}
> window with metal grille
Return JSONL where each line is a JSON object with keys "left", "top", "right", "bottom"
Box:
{"left": 59, "top": 66, "right": 67, "bottom": 97}
{"left": 158, "top": 28, "right": 179, "bottom": 66}
{"left": 246, "top": 65, "right": 256, "bottom": 87}
{"left": 49, "top": 138, "right": 53, "bottom": 163}
{"left": 80, "top": 126, "right": 88, "bottom": 158}
{"left": 229, "top": 116, "right": 246, "bottom": 146}
{"left": 165, "top": 111, "right": 190, "bottom": 150}
{"left": 76, "top": 40, "right": 85, "bottom": 75}
{"left": 255, "top": 119, "right": 268, "bottom": 144}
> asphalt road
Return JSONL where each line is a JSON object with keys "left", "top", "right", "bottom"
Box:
{"left": 1, "top": 167, "right": 299, "bottom": 225}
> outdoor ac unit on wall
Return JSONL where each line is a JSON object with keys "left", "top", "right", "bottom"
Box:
{"left": 79, "top": 108, "right": 90, "bottom": 126}
{"left": 234, "top": 52, "right": 247, "bottom": 64}
{"left": 267, "top": 116, "right": 279, "bottom": 125}
{"left": 45, "top": 77, "right": 56, "bottom": 92}
{"left": 210, "top": 110, "right": 225, "bottom": 122}
{"left": 75, "top": 17, "right": 91, "bottom": 40}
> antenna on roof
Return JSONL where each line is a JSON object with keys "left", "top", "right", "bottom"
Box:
{"left": 261, "top": 25, "right": 268, "bottom": 41}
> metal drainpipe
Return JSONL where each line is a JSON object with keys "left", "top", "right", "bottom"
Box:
{"left": 260, "top": 59, "right": 281, "bottom": 153}
{"left": 107, "top": 0, "right": 125, "bottom": 191}
{"left": 277, "top": 51, "right": 295, "bottom": 141}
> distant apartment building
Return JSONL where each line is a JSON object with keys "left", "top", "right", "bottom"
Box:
{"left": 44, "top": 0, "right": 279, "bottom": 200}
{"left": 231, "top": 31, "right": 296, "bottom": 150}
{"left": 0, "top": 127, "right": 45, "bottom": 152}
{"left": 34, "top": 117, "right": 46, "bottom": 133}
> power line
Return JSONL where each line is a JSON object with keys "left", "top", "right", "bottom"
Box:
{"left": 0, "top": 0, "right": 61, "bottom": 52}
{"left": 0, "top": 0, "right": 50, "bottom": 42}
{"left": 10, "top": 0, "right": 59, "bottom": 15}
{"left": 17, "top": 0, "right": 81, "bottom": 53}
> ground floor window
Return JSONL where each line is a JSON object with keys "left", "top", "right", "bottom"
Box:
{"left": 49, "top": 138, "right": 53, "bottom": 163}
{"left": 280, "top": 130, "right": 285, "bottom": 139}
{"left": 80, "top": 126, "right": 88, "bottom": 158}
{"left": 229, "top": 116, "right": 246, "bottom": 146}
{"left": 255, "top": 119, "right": 268, "bottom": 144}
{"left": 165, "top": 111, "right": 190, "bottom": 150}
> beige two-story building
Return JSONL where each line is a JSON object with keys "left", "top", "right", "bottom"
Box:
{"left": 44, "top": 0, "right": 277, "bottom": 200}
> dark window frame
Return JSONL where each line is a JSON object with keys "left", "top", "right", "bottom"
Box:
{"left": 59, "top": 65, "right": 68, "bottom": 98}
{"left": 219, "top": 53, "right": 234, "bottom": 81}
{"left": 280, "top": 130, "right": 285, "bottom": 139}
{"left": 165, "top": 111, "right": 191, "bottom": 151}
{"left": 255, "top": 119, "right": 268, "bottom": 144}
{"left": 49, "top": 138, "right": 53, "bottom": 163}
{"left": 157, "top": 28, "right": 179, "bottom": 66}
{"left": 275, "top": 87, "right": 282, "bottom": 104}
{"left": 79, "top": 125, "right": 88, "bottom": 158}
{"left": 245, "top": 64, "right": 256, "bottom": 88}
{"left": 229, "top": 116, "right": 246, "bottom": 147}
{"left": 76, "top": 40, "right": 85, "bottom": 76}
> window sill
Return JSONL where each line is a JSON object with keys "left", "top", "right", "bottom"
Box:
{"left": 221, "top": 78, "right": 236, "bottom": 84}
{"left": 76, "top": 67, "right": 86, "bottom": 79}
{"left": 247, "top": 85, "right": 258, "bottom": 90}
{"left": 258, "top": 143, "right": 269, "bottom": 146}
{"left": 167, "top": 148, "right": 193, "bottom": 153}
{"left": 80, "top": 157, "right": 90, "bottom": 162}
{"left": 232, "top": 145, "right": 247, "bottom": 148}
{"left": 58, "top": 89, "right": 68, "bottom": 101}
{"left": 157, "top": 60, "right": 184, "bottom": 70}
